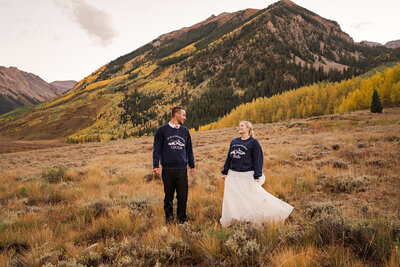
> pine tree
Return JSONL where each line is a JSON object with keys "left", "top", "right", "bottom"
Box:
{"left": 371, "top": 89, "right": 383, "bottom": 113}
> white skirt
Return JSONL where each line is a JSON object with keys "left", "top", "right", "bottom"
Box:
{"left": 220, "top": 170, "right": 294, "bottom": 227}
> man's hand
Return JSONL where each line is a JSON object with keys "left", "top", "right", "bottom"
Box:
{"left": 190, "top": 168, "right": 196, "bottom": 176}
{"left": 153, "top": 168, "right": 160, "bottom": 175}
{"left": 222, "top": 175, "right": 227, "bottom": 180}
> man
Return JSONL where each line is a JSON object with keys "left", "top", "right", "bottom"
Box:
{"left": 153, "top": 107, "right": 195, "bottom": 224}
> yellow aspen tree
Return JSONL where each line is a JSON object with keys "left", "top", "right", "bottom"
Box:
{"left": 286, "top": 109, "right": 293, "bottom": 120}
{"left": 380, "top": 68, "right": 393, "bottom": 107}
{"left": 275, "top": 107, "right": 284, "bottom": 122}
{"left": 390, "top": 81, "right": 400, "bottom": 106}
{"left": 297, "top": 102, "right": 304, "bottom": 118}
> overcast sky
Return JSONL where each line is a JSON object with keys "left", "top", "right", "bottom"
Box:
{"left": 1, "top": 0, "right": 399, "bottom": 83}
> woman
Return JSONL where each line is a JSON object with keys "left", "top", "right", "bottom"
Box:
{"left": 220, "top": 121, "right": 293, "bottom": 227}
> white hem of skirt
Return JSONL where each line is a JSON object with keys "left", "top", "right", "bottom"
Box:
{"left": 220, "top": 170, "right": 294, "bottom": 227}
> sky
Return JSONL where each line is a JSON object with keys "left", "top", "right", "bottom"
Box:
{"left": 0, "top": 0, "right": 399, "bottom": 83}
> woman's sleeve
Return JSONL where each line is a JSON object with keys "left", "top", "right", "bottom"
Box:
{"left": 221, "top": 141, "right": 233, "bottom": 175}
{"left": 252, "top": 139, "right": 263, "bottom": 179}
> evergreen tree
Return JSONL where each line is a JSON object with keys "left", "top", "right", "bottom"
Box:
{"left": 371, "top": 89, "right": 383, "bottom": 113}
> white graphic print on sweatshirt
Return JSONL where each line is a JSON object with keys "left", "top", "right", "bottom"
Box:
{"left": 230, "top": 144, "right": 247, "bottom": 159}
{"left": 167, "top": 135, "right": 185, "bottom": 150}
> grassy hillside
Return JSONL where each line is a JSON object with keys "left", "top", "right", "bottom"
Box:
{"left": 1, "top": 108, "right": 399, "bottom": 265}
{"left": 360, "top": 60, "right": 400, "bottom": 79}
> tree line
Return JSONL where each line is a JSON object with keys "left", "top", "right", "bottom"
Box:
{"left": 198, "top": 63, "right": 400, "bottom": 131}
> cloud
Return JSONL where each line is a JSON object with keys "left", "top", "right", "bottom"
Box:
{"left": 351, "top": 21, "right": 372, "bottom": 30}
{"left": 53, "top": 0, "right": 117, "bottom": 46}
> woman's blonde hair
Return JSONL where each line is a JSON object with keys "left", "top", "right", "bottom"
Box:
{"left": 240, "top": 121, "right": 254, "bottom": 137}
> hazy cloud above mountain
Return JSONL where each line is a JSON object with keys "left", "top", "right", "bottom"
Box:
{"left": 53, "top": 0, "right": 117, "bottom": 46}
{"left": 351, "top": 21, "right": 372, "bottom": 30}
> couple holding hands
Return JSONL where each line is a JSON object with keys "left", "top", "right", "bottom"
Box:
{"left": 153, "top": 107, "right": 293, "bottom": 226}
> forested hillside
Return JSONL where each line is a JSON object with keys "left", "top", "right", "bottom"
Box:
{"left": 199, "top": 63, "right": 400, "bottom": 130}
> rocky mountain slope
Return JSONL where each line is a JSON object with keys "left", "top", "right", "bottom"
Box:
{"left": 0, "top": 66, "right": 62, "bottom": 114}
{"left": 385, "top": 40, "right": 400, "bottom": 49}
{"left": 361, "top": 39, "right": 400, "bottom": 49}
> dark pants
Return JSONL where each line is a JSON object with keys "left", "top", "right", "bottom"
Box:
{"left": 162, "top": 169, "right": 188, "bottom": 223}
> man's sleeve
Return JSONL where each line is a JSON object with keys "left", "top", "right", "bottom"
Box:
{"left": 186, "top": 131, "right": 195, "bottom": 169}
{"left": 252, "top": 140, "right": 264, "bottom": 179}
{"left": 153, "top": 128, "right": 163, "bottom": 168}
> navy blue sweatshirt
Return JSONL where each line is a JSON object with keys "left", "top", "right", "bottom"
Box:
{"left": 153, "top": 124, "right": 195, "bottom": 169}
{"left": 222, "top": 137, "right": 263, "bottom": 179}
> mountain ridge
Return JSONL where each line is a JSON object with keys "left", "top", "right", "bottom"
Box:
{"left": 0, "top": 66, "right": 62, "bottom": 114}
{"left": 50, "top": 80, "right": 77, "bottom": 94}
{"left": 361, "top": 39, "right": 400, "bottom": 49}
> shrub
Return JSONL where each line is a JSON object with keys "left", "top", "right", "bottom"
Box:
{"left": 365, "top": 159, "right": 385, "bottom": 167}
{"left": 332, "top": 160, "right": 349, "bottom": 169}
{"left": 91, "top": 200, "right": 109, "bottom": 218}
{"left": 335, "top": 175, "right": 370, "bottom": 193}
{"left": 126, "top": 197, "right": 153, "bottom": 217}
{"left": 318, "top": 175, "right": 370, "bottom": 193}
{"left": 222, "top": 221, "right": 261, "bottom": 265}
{"left": 306, "top": 201, "right": 340, "bottom": 219}
{"left": 42, "top": 167, "right": 69, "bottom": 183}
{"left": 305, "top": 202, "right": 398, "bottom": 263}
{"left": 316, "top": 159, "right": 349, "bottom": 169}
{"left": 332, "top": 144, "right": 341, "bottom": 150}
{"left": 143, "top": 173, "right": 160, "bottom": 182}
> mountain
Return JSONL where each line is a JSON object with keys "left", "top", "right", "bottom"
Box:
{"left": 361, "top": 39, "right": 400, "bottom": 49}
{"left": 1, "top": 0, "right": 400, "bottom": 142}
{"left": 385, "top": 40, "right": 400, "bottom": 49}
{"left": 50, "top": 80, "right": 77, "bottom": 94}
{"left": 0, "top": 66, "right": 62, "bottom": 114}
{"left": 360, "top": 41, "right": 383, "bottom": 47}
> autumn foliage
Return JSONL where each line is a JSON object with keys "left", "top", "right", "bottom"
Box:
{"left": 199, "top": 63, "right": 400, "bottom": 131}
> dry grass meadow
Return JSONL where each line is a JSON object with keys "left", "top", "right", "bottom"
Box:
{"left": 1, "top": 108, "right": 400, "bottom": 266}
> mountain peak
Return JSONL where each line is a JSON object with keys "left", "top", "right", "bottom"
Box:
{"left": 0, "top": 66, "right": 20, "bottom": 74}
{"left": 8, "top": 66, "right": 19, "bottom": 71}
{"left": 154, "top": 8, "right": 260, "bottom": 45}
{"left": 281, "top": 0, "right": 297, "bottom": 6}
{"left": 360, "top": 40, "right": 383, "bottom": 47}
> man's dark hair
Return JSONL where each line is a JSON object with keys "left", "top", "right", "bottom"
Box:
{"left": 171, "top": 107, "right": 184, "bottom": 118}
